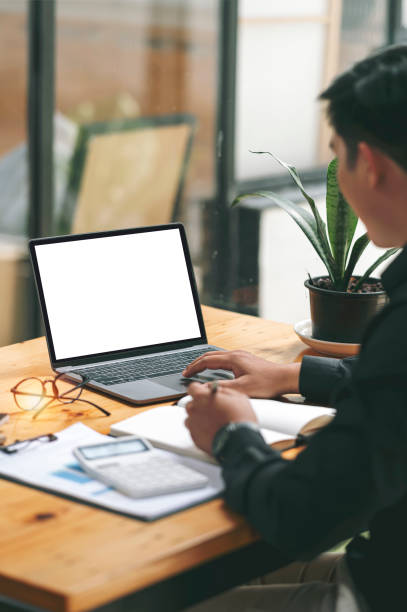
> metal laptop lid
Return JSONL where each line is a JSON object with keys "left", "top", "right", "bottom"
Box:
{"left": 29, "top": 223, "right": 207, "bottom": 369}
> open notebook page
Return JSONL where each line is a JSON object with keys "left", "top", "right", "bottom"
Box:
{"left": 111, "top": 399, "right": 335, "bottom": 464}
{"left": 177, "top": 396, "right": 335, "bottom": 437}
{"left": 246, "top": 399, "right": 335, "bottom": 436}
{"left": 110, "top": 404, "right": 291, "bottom": 463}
{"left": 112, "top": 405, "right": 219, "bottom": 463}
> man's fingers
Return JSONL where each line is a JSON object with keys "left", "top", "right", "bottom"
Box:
{"left": 216, "top": 375, "right": 252, "bottom": 394}
{"left": 184, "top": 350, "right": 226, "bottom": 372}
{"left": 188, "top": 379, "right": 250, "bottom": 398}
{"left": 187, "top": 381, "right": 207, "bottom": 396}
{"left": 183, "top": 354, "right": 234, "bottom": 376}
{"left": 186, "top": 380, "right": 230, "bottom": 410}
{"left": 182, "top": 353, "right": 226, "bottom": 375}
{"left": 185, "top": 399, "right": 194, "bottom": 414}
{"left": 187, "top": 381, "right": 219, "bottom": 400}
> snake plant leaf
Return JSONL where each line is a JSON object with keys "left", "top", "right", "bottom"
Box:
{"left": 351, "top": 248, "right": 400, "bottom": 292}
{"left": 250, "top": 151, "right": 335, "bottom": 272}
{"left": 343, "top": 233, "right": 370, "bottom": 288}
{"left": 232, "top": 190, "right": 335, "bottom": 281}
{"left": 326, "top": 158, "right": 358, "bottom": 278}
{"left": 250, "top": 150, "right": 315, "bottom": 207}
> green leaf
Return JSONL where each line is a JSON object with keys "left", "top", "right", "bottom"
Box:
{"left": 250, "top": 151, "right": 315, "bottom": 206}
{"left": 250, "top": 151, "right": 336, "bottom": 277}
{"left": 351, "top": 248, "right": 400, "bottom": 292}
{"left": 343, "top": 233, "right": 370, "bottom": 288}
{"left": 326, "top": 158, "right": 358, "bottom": 280}
{"left": 233, "top": 190, "right": 335, "bottom": 281}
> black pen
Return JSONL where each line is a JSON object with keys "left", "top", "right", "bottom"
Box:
{"left": 280, "top": 431, "right": 319, "bottom": 460}
{"left": 294, "top": 431, "right": 318, "bottom": 447}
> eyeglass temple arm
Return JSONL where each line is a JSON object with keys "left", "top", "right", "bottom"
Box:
{"left": 58, "top": 377, "right": 111, "bottom": 416}
{"left": 77, "top": 398, "right": 111, "bottom": 417}
{"left": 57, "top": 377, "right": 87, "bottom": 398}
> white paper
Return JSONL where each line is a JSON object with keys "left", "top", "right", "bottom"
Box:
{"left": 0, "top": 423, "right": 223, "bottom": 521}
{"left": 249, "top": 399, "right": 336, "bottom": 436}
{"left": 111, "top": 405, "right": 209, "bottom": 460}
{"left": 177, "top": 395, "right": 335, "bottom": 436}
{"left": 111, "top": 398, "right": 335, "bottom": 460}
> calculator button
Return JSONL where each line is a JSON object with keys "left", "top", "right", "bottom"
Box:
{"left": 98, "top": 456, "right": 208, "bottom": 498}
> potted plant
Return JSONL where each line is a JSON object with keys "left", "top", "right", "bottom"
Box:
{"left": 233, "top": 153, "right": 398, "bottom": 343}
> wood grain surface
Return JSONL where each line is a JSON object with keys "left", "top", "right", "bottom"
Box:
{"left": 0, "top": 306, "right": 310, "bottom": 611}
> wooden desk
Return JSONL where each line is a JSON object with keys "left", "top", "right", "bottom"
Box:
{"left": 0, "top": 306, "right": 309, "bottom": 612}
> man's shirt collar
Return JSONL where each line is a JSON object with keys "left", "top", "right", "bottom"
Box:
{"left": 381, "top": 246, "right": 407, "bottom": 295}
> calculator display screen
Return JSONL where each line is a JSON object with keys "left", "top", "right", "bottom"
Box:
{"left": 79, "top": 439, "right": 149, "bottom": 460}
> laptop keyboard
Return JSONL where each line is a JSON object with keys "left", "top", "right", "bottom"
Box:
{"left": 72, "top": 348, "right": 219, "bottom": 386}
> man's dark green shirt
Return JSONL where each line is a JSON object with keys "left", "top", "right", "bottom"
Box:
{"left": 217, "top": 247, "right": 407, "bottom": 611}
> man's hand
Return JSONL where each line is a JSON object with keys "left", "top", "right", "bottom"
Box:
{"left": 184, "top": 382, "right": 257, "bottom": 454}
{"left": 182, "top": 350, "right": 300, "bottom": 398}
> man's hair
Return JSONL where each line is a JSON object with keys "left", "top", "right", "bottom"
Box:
{"left": 319, "top": 45, "right": 407, "bottom": 171}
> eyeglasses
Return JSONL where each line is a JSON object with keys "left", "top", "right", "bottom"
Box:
{"left": 10, "top": 373, "right": 111, "bottom": 419}
{"left": 0, "top": 433, "right": 58, "bottom": 454}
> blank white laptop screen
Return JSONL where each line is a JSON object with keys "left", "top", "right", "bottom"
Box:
{"left": 34, "top": 228, "right": 201, "bottom": 360}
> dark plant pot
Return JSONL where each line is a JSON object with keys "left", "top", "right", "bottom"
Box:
{"left": 305, "top": 276, "right": 388, "bottom": 343}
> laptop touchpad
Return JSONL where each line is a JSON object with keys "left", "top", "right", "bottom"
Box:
{"left": 153, "top": 374, "right": 189, "bottom": 392}
{"left": 154, "top": 369, "right": 234, "bottom": 392}
{"left": 111, "top": 379, "right": 182, "bottom": 401}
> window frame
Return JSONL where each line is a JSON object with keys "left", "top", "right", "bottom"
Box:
{"left": 27, "top": 0, "right": 403, "bottom": 322}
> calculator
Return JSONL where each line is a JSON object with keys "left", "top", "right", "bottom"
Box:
{"left": 73, "top": 436, "right": 209, "bottom": 498}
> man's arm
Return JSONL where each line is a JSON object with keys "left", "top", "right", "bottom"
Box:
{"left": 182, "top": 350, "right": 357, "bottom": 401}
{"left": 185, "top": 366, "right": 407, "bottom": 561}
{"left": 220, "top": 377, "right": 407, "bottom": 560}
{"left": 299, "top": 355, "right": 358, "bottom": 404}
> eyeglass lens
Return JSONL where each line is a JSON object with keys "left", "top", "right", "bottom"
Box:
{"left": 13, "top": 378, "right": 44, "bottom": 411}
{"left": 12, "top": 374, "right": 110, "bottom": 418}
{"left": 13, "top": 376, "right": 84, "bottom": 411}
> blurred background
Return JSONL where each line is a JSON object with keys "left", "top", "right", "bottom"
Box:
{"left": 0, "top": 0, "right": 406, "bottom": 347}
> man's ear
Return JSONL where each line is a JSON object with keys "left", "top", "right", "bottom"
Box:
{"left": 358, "top": 142, "right": 383, "bottom": 188}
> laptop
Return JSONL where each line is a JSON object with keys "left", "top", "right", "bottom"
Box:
{"left": 29, "top": 223, "right": 232, "bottom": 405}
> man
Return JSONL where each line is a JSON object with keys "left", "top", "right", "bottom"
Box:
{"left": 183, "top": 45, "right": 407, "bottom": 611}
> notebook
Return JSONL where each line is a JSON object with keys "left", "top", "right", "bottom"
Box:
{"left": 29, "top": 224, "right": 232, "bottom": 405}
{"left": 110, "top": 396, "right": 336, "bottom": 463}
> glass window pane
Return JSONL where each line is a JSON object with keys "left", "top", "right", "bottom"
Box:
{"left": 339, "top": 0, "right": 387, "bottom": 72}
{"left": 396, "top": 0, "right": 407, "bottom": 41}
{"left": 0, "top": 0, "right": 31, "bottom": 346}
{"left": 235, "top": 0, "right": 387, "bottom": 183}
{"left": 256, "top": 0, "right": 391, "bottom": 327}
{"left": 55, "top": 0, "right": 218, "bottom": 269}
{"left": 235, "top": 0, "right": 391, "bottom": 325}
{"left": 0, "top": 0, "right": 28, "bottom": 236}
{"left": 235, "top": 0, "right": 331, "bottom": 181}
